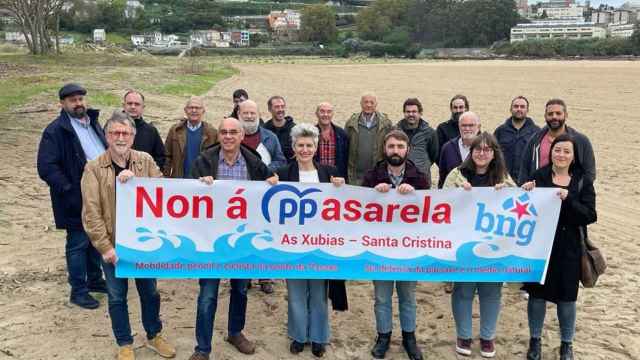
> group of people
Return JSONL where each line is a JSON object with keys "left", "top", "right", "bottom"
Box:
{"left": 36, "top": 83, "right": 597, "bottom": 360}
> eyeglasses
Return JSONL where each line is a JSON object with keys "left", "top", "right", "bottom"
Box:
{"left": 473, "top": 146, "right": 494, "bottom": 154}
{"left": 108, "top": 130, "right": 133, "bottom": 138}
{"left": 219, "top": 129, "right": 241, "bottom": 136}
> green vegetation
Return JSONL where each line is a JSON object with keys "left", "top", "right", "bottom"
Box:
{"left": 494, "top": 37, "right": 639, "bottom": 57}
{"left": 153, "top": 65, "right": 238, "bottom": 97}
{"left": 301, "top": 5, "right": 338, "bottom": 43}
{"left": 0, "top": 75, "right": 60, "bottom": 113}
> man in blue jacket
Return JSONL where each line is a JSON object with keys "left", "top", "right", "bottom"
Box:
{"left": 37, "top": 83, "right": 108, "bottom": 309}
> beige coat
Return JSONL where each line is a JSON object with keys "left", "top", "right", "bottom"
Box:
{"left": 344, "top": 111, "right": 392, "bottom": 185}
{"left": 163, "top": 119, "right": 218, "bottom": 178}
{"left": 443, "top": 167, "right": 516, "bottom": 189}
{"left": 81, "top": 150, "right": 162, "bottom": 254}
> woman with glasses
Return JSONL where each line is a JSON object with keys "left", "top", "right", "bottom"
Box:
{"left": 443, "top": 131, "right": 515, "bottom": 358}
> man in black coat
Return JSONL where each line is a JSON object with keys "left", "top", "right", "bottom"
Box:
{"left": 436, "top": 94, "right": 469, "bottom": 153}
{"left": 37, "top": 83, "right": 108, "bottom": 309}
{"left": 263, "top": 95, "right": 296, "bottom": 163}
{"left": 123, "top": 90, "right": 166, "bottom": 168}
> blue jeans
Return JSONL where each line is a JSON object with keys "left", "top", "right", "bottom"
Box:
{"left": 451, "top": 282, "right": 502, "bottom": 340}
{"left": 66, "top": 229, "right": 103, "bottom": 297}
{"left": 195, "top": 279, "right": 249, "bottom": 354}
{"left": 102, "top": 261, "right": 162, "bottom": 346}
{"left": 287, "top": 279, "right": 330, "bottom": 344}
{"left": 374, "top": 280, "right": 417, "bottom": 333}
{"left": 528, "top": 297, "right": 576, "bottom": 343}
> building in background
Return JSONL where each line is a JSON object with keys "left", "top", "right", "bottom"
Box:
{"left": 510, "top": 21, "right": 606, "bottom": 42}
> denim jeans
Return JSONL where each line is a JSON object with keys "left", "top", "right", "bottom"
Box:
{"left": 528, "top": 297, "right": 576, "bottom": 342}
{"left": 451, "top": 282, "right": 502, "bottom": 340}
{"left": 286, "top": 279, "right": 330, "bottom": 344}
{"left": 195, "top": 279, "right": 249, "bottom": 354}
{"left": 373, "top": 280, "right": 417, "bottom": 333}
{"left": 102, "top": 261, "right": 162, "bottom": 346}
{"left": 65, "top": 229, "right": 103, "bottom": 297}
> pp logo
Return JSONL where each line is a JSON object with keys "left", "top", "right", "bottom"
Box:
{"left": 474, "top": 193, "right": 538, "bottom": 246}
{"left": 261, "top": 184, "right": 322, "bottom": 225}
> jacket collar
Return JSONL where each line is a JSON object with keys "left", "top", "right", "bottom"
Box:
{"left": 372, "top": 158, "right": 421, "bottom": 179}
{"left": 505, "top": 116, "right": 535, "bottom": 130}
{"left": 398, "top": 118, "right": 429, "bottom": 131}
{"left": 59, "top": 108, "right": 101, "bottom": 133}
{"left": 96, "top": 149, "right": 143, "bottom": 169}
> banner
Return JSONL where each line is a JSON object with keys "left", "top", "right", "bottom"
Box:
{"left": 115, "top": 178, "right": 560, "bottom": 282}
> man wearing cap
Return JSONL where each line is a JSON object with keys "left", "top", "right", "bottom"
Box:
{"left": 37, "top": 83, "right": 108, "bottom": 309}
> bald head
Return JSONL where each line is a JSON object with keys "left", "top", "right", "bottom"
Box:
{"left": 360, "top": 93, "right": 377, "bottom": 114}
{"left": 219, "top": 117, "right": 243, "bottom": 132}
{"left": 238, "top": 100, "right": 259, "bottom": 134}
{"left": 218, "top": 117, "right": 245, "bottom": 154}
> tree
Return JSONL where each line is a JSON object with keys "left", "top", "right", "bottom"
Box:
{"left": 0, "top": 0, "right": 64, "bottom": 54}
{"left": 301, "top": 4, "right": 337, "bottom": 43}
{"left": 631, "top": 22, "right": 640, "bottom": 55}
{"left": 356, "top": 0, "right": 409, "bottom": 41}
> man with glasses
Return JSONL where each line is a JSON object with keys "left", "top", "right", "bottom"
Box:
{"left": 187, "top": 117, "right": 277, "bottom": 360}
{"left": 37, "top": 83, "right": 108, "bottom": 309}
{"left": 438, "top": 111, "right": 481, "bottom": 188}
{"left": 436, "top": 95, "right": 470, "bottom": 154}
{"left": 81, "top": 110, "right": 175, "bottom": 360}
{"left": 163, "top": 96, "right": 218, "bottom": 178}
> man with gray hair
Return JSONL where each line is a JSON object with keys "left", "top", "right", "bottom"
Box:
{"left": 163, "top": 96, "right": 218, "bottom": 178}
{"left": 313, "top": 102, "right": 349, "bottom": 179}
{"left": 438, "top": 111, "right": 481, "bottom": 188}
{"left": 81, "top": 110, "right": 175, "bottom": 360}
{"left": 345, "top": 93, "right": 392, "bottom": 185}
{"left": 237, "top": 99, "right": 286, "bottom": 174}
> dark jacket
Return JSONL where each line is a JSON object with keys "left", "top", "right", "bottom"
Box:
{"left": 436, "top": 116, "right": 460, "bottom": 154}
{"left": 517, "top": 125, "right": 596, "bottom": 186}
{"left": 362, "top": 159, "right": 429, "bottom": 190}
{"left": 37, "top": 109, "right": 107, "bottom": 230}
{"left": 524, "top": 166, "right": 597, "bottom": 303}
{"left": 397, "top": 118, "right": 439, "bottom": 183}
{"left": 493, "top": 117, "right": 540, "bottom": 182}
{"left": 276, "top": 161, "right": 348, "bottom": 311}
{"left": 190, "top": 144, "right": 273, "bottom": 181}
{"left": 313, "top": 123, "right": 349, "bottom": 180}
{"left": 132, "top": 117, "right": 166, "bottom": 169}
{"left": 263, "top": 116, "right": 296, "bottom": 163}
{"left": 437, "top": 137, "right": 463, "bottom": 189}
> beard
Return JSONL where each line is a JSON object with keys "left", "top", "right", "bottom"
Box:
{"left": 452, "top": 112, "right": 461, "bottom": 122}
{"left": 546, "top": 118, "right": 565, "bottom": 130}
{"left": 68, "top": 105, "right": 86, "bottom": 118}
{"left": 385, "top": 153, "right": 406, "bottom": 166}
{"left": 242, "top": 121, "right": 259, "bottom": 135}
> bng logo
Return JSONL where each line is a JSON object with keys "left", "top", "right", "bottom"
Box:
{"left": 474, "top": 193, "right": 538, "bottom": 246}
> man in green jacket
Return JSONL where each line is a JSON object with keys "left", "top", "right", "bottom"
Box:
{"left": 345, "top": 93, "right": 392, "bottom": 185}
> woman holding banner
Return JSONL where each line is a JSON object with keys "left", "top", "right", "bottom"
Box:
{"left": 443, "top": 131, "right": 515, "bottom": 358}
{"left": 521, "top": 134, "right": 597, "bottom": 360}
{"left": 270, "top": 123, "right": 348, "bottom": 357}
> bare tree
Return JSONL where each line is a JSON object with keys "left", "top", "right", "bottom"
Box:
{"left": 0, "top": 0, "right": 64, "bottom": 54}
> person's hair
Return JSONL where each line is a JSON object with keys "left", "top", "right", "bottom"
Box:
{"left": 185, "top": 96, "right": 205, "bottom": 109}
{"left": 105, "top": 110, "right": 136, "bottom": 134}
{"left": 383, "top": 129, "right": 410, "bottom": 147}
{"left": 361, "top": 92, "right": 377, "bottom": 101}
{"left": 450, "top": 94, "right": 469, "bottom": 111}
{"left": 315, "top": 102, "right": 333, "bottom": 113}
{"left": 549, "top": 133, "right": 580, "bottom": 175}
{"left": 403, "top": 98, "right": 423, "bottom": 113}
{"left": 511, "top": 95, "right": 529, "bottom": 108}
{"left": 545, "top": 98, "right": 567, "bottom": 113}
{"left": 290, "top": 123, "right": 319, "bottom": 147}
{"left": 123, "top": 90, "right": 145, "bottom": 103}
{"left": 233, "top": 89, "right": 248, "bottom": 100}
{"left": 267, "top": 95, "right": 285, "bottom": 111}
{"left": 458, "top": 132, "right": 508, "bottom": 186}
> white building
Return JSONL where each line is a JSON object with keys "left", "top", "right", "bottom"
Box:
{"left": 537, "top": 3, "right": 584, "bottom": 20}
{"left": 510, "top": 22, "right": 606, "bottom": 42}
{"left": 608, "top": 23, "right": 635, "bottom": 38}
{"left": 93, "top": 29, "right": 106, "bottom": 43}
{"left": 4, "top": 31, "right": 27, "bottom": 42}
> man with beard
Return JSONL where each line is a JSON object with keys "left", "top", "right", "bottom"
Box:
{"left": 362, "top": 130, "right": 428, "bottom": 360}
{"left": 123, "top": 90, "right": 166, "bottom": 168}
{"left": 517, "top": 98, "right": 595, "bottom": 185}
{"left": 37, "top": 83, "right": 108, "bottom": 309}
{"left": 493, "top": 96, "right": 540, "bottom": 181}
{"left": 436, "top": 95, "right": 469, "bottom": 153}
{"left": 238, "top": 99, "right": 286, "bottom": 174}
{"left": 81, "top": 111, "right": 176, "bottom": 360}
{"left": 345, "top": 93, "right": 393, "bottom": 185}
{"left": 437, "top": 111, "right": 481, "bottom": 188}
{"left": 263, "top": 95, "right": 296, "bottom": 163}
{"left": 396, "top": 98, "right": 439, "bottom": 186}
{"left": 163, "top": 96, "right": 218, "bottom": 178}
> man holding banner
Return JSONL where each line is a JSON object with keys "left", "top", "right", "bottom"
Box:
{"left": 81, "top": 111, "right": 175, "bottom": 360}
{"left": 187, "top": 117, "right": 276, "bottom": 360}
{"left": 363, "top": 130, "right": 429, "bottom": 360}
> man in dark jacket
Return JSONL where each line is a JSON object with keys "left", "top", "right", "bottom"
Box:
{"left": 188, "top": 117, "right": 276, "bottom": 360}
{"left": 494, "top": 96, "right": 540, "bottom": 181}
{"left": 313, "top": 102, "right": 349, "bottom": 179}
{"left": 437, "top": 111, "right": 481, "bottom": 188}
{"left": 362, "top": 130, "right": 427, "bottom": 360}
{"left": 263, "top": 95, "right": 296, "bottom": 163}
{"left": 229, "top": 88, "right": 248, "bottom": 120}
{"left": 436, "top": 94, "right": 469, "bottom": 153}
{"left": 397, "top": 98, "right": 438, "bottom": 185}
{"left": 517, "top": 98, "right": 596, "bottom": 185}
{"left": 37, "top": 83, "right": 108, "bottom": 309}
{"left": 123, "top": 90, "right": 166, "bottom": 168}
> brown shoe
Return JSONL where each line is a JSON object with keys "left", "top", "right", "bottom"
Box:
{"left": 226, "top": 333, "right": 256, "bottom": 354}
{"left": 117, "top": 345, "right": 135, "bottom": 360}
{"left": 188, "top": 351, "right": 210, "bottom": 360}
